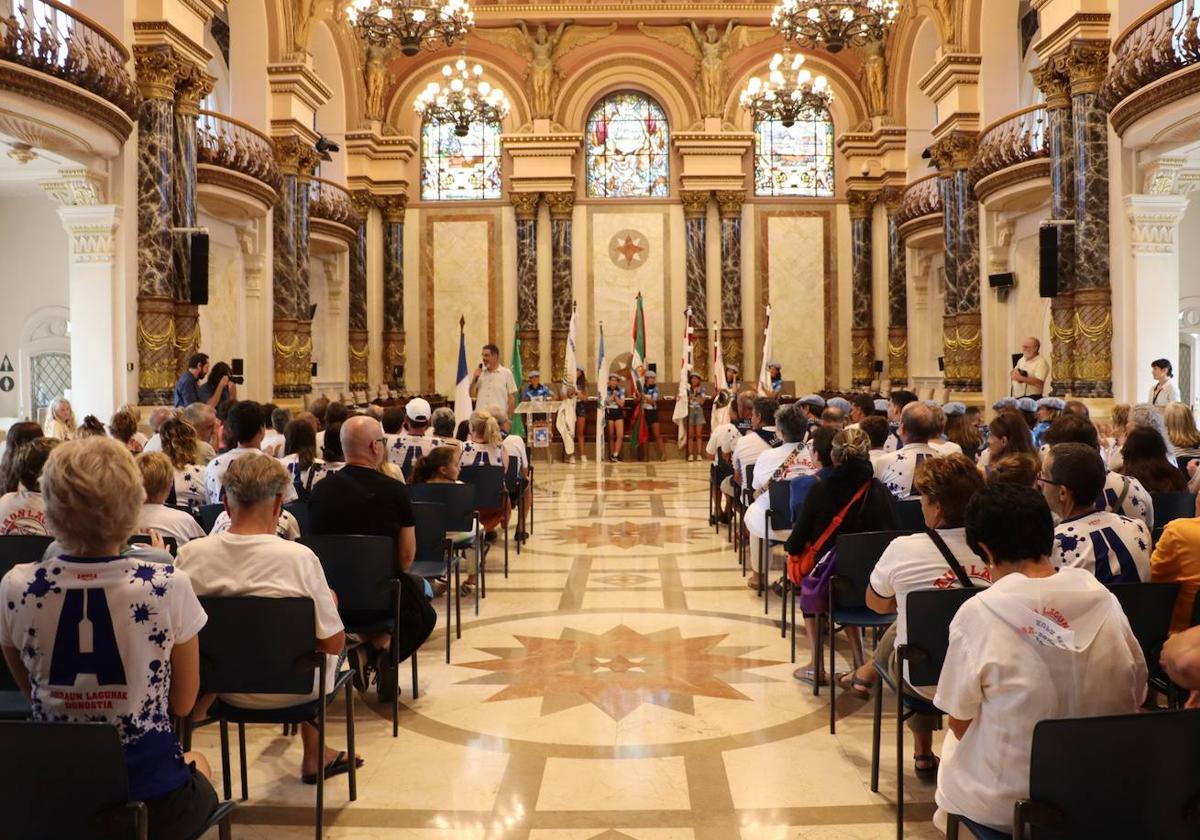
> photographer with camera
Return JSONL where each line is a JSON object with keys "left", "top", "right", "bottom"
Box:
{"left": 1009, "top": 336, "right": 1049, "bottom": 399}
{"left": 199, "top": 360, "right": 239, "bottom": 411}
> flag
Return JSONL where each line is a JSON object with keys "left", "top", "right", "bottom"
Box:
{"left": 672, "top": 309, "right": 694, "bottom": 447}
{"left": 454, "top": 320, "right": 473, "bottom": 426}
{"left": 629, "top": 293, "right": 649, "bottom": 446}
{"left": 757, "top": 304, "right": 774, "bottom": 396}
{"left": 556, "top": 305, "right": 578, "bottom": 456}
{"left": 595, "top": 323, "right": 606, "bottom": 464}
{"left": 710, "top": 323, "right": 731, "bottom": 429}
{"left": 509, "top": 325, "right": 525, "bottom": 438}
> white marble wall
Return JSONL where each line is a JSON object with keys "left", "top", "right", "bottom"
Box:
{"left": 590, "top": 211, "right": 667, "bottom": 374}
{"left": 432, "top": 219, "right": 492, "bottom": 394}
{"left": 766, "top": 214, "right": 826, "bottom": 394}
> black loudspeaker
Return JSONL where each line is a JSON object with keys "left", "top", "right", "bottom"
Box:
{"left": 937, "top": 356, "right": 945, "bottom": 372}
{"left": 989, "top": 272, "right": 1015, "bottom": 289}
{"left": 308, "top": 303, "right": 318, "bottom": 321}
{"left": 1039, "top": 225, "right": 1059, "bottom": 298}
{"left": 311, "top": 362, "right": 318, "bottom": 377}
{"left": 189, "top": 232, "right": 209, "bottom": 305}
{"left": 873, "top": 360, "right": 884, "bottom": 373}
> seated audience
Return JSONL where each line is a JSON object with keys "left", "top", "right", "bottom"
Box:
{"left": 786, "top": 427, "right": 898, "bottom": 686}
{"left": 262, "top": 405, "right": 290, "bottom": 458}
{"left": 431, "top": 407, "right": 460, "bottom": 448}
{"left": 978, "top": 410, "right": 1037, "bottom": 473}
{"left": 1041, "top": 443, "right": 1150, "bottom": 584}
{"left": 204, "top": 400, "right": 298, "bottom": 504}
{"left": 934, "top": 483, "right": 1146, "bottom": 834}
{"left": 180, "top": 403, "right": 219, "bottom": 465}
{"left": 178, "top": 454, "right": 360, "bottom": 784}
{"left": 134, "top": 452, "right": 205, "bottom": 547}
{"left": 1065, "top": 399, "right": 1090, "bottom": 420}
{"left": 859, "top": 415, "right": 890, "bottom": 471}
{"left": 491, "top": 408, "right": 532, "bottom": 541}
{"left": 1151, "top": 491, "right": 1200, "bottom": 633}
{"left": 280, "top": 419, "right": 327, "bottom": 500}
{"left": 844, "top": 455, "right": 990, "bottom": 778}
{"left": 1165, "top": 402, "right": 1200, "bottom": 461}
{"left": 141, "top": 406, "right": 178, "bottom": 453}
{"left": 42, "top": 397, "right": 75, "bottom": 441}
{"left": 1031, "top": 397, "right": 1064, "bottom": 448}
{"left": 381, "top": 406, "right": 405, "bottom": 447}
{"left": 1111, "top": 403, "right": 1178, "bottom": 471}
{"left": 1116, "top": 426, "right": 1187, "bottom": 492}
{"left": 387, "top": 398, "right": 442, "bottom": 479}
{"left": 943, "top": 403, "right": 981, "bottom": 456}
{"left": 0, "top": 436, "right": 219, "bottom": 836}
{"left": 320, "top": 420, "right": 347, "bottom": 472}
{"left": 75, "top": 416, "right": 107, "bottom": 439}
{"left": 0, "top": 437, "right": 59, "bottom": 535}
{"left": 732, "top": 397, "right": 780, "bottom": 489}
{"left": 158, "top": 418, "right": 208, "bottom": 512}
{"left": 986, "top": 453, "right": 1039, "bottom": 488}
{"left": 1162, "top": 622, "right": 1200, "bottom": 706}
{"left": 820, "top": 406, "right": 846, "bottom": 430}
{"left": 462, "top": 410, "right": 506, "bottom": 467}
{"left": 308, "top": 416, "right": 426, "bottom": 701}
{"left": 109, "top": 407, "right": 144, "bottom": 454}
{"left": 412, "top": 445, "right": 463, "bottom": 485}
{"left": 0, "top": 421, "right": 43, "bottom": 492}
{"left": 874, "top": 401, "right": 946, "bottom": 498}
{"left": 317, "top": 401, "right": 349, "bottom": 452}
{"left": 1042, "top": 412, "right": 1154, "bottom": 529}
{"left": 926, "top": 403, "right": 964, "bottom": 457}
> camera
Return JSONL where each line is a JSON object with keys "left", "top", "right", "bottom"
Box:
{"left": 231, "top": 358, "right": 245, "bottom": 386}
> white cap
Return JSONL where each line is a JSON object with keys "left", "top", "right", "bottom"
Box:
{"left": 406, "top": 397, "right": 432, "bottom": 423}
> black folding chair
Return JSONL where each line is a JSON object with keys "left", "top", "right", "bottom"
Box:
{"left": 194, "top": 596, "right": 356, "bottom": 840}
{"left": 284, "top": 500, "right": 312, "bottom": 537}
{"left": 528, "top": 462, "right": 535, "bottom": 536}
{"left": 410, "top": 482, "right": 483, "bottom": 611}
{"left": 0, "top": 533, "right": 54, "bottom": 575}
{"left": 1108, "top": 582, "right": 1180, "bottom": 704}
{"left": 737, "top": 463, "right": 756, "bottom": 576}
{"left": 197, "top": 503, "right": 224, "bottom": 533}
{"left": 1177, "top": 455, "right": 1198, "bottom": 484}
{"left": 764, "top": 480, "right": 796, "bottom": 632}
{"left": 1151, "top": 491, "right": 1196, "bottom": 530}
{"left": 505, "top": 455, "right": 527, "bottom": 556}
{"left": 952, "top": 709, "right": 1200, "bottom": 840}
{"left": 300, "top": 535, "right": 412, "bottom": 734}
{"left": 460, "top": 464, "right": 509, "bottom": 576}
{"left": 823, "top": 532, "right": 904, "bottom": 732}
{"left": 0, "top": 637, "right": 29, "bottom": 719}
{"left": 0, "top": 720, "right": 234, "bottom": 840}
{"left": 127, "top": 534, "right": 179, "bottom": 556}
{"left": 894, "top": 498, "right": 925, "bottom": 532}
{"left": 409, "top": 501, "right": 458, "bottom": 663}
{"left": 873, "top": 588, "right": 979, "bottom": 839}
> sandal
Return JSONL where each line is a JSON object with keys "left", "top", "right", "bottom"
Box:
{"left": 301, "top": 751, "right": 365, "bottom": 785}
{"left": 913, "top": 753, "right": 940, "bottom": 781}
{"left": 837, "top": 671, "right": 874, "bottom": 700}
{"left": 792, "top": 666, "right": 829, "bottom": 686}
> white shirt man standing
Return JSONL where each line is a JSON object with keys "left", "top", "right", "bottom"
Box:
{"left": 470, "top": 343, "right": 517, "bottom": 418}
{"left": 1010, "top": 336, "right": 1051, "bottom": 398}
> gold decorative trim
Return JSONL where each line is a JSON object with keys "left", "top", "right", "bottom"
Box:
{"left": 1109, "top": 62, "right": 1200, "bottom": 137}
{"left": 897, "top": 212, "right": 944, "bottom": 242}
{"left": 0, "top": 62, "right": 134, "bottom": 144}
{"left": 196, "top": 163, "right": 278, "bottom": 210}
{"left": 973, "top": 158, "right": 1052, "bottom": 205}
{"left": 310, "top": 216, "right": 358, "bottom": 248}
{"left": 680, "top": 190, "right": 711, "bottom": 219}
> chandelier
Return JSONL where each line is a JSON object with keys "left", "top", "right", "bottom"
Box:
{"left": 414, "top": 56, "right": 510, "bottom": 137}
{"left": 739, "top": 51, "right": 833, "bottom": 127}
{"left": 771, "top": 0, "right": 900, "bottom": 53}
{"left": 344, "top": 0, "right": 474, "bottom": 56}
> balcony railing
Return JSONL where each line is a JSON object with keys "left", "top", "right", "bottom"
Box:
{"left": 309, "top": 177, "right": 357, "bottom": 227}
{"left": 970, "top": 105, "right": 1048, "bottom": 183}
{"left": 196, "top": 110, "right": 280, "bottom": 191}
{"left": 895, "top": 174, "right": 942, "bottom": 227}
{"left": 0, "top": 0, "right": 137, "bottom": 116}
{"left": 1101, "top": 0, "right": 1200, "bottom": 115}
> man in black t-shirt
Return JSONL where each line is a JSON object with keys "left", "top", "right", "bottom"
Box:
{"left": 309, "top": 416, "right": 426, "bottom": 700}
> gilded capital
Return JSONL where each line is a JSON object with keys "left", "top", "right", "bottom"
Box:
{"left": 680, "top": 190, "right": 710, "bottom": 219}
{"left": 545, "top": 191, "right": 576, "bottom": 220}
{"left": 847, "top": 189, "right": 878, "bottom": 220}
{"left": 378, "top": 194, "right": 408, "bottom": 224}
{"left": 133, "top": 44, "right": 182, "bottom": 102}
{"left": 350, "top": 189, "right": 374, "bottom": 219}
{"left": 1032, "top": 57, "right": 1071, "bottom": 110}
{"left": 175, "top": 60, "right": 215, "bottom": 117}
{"left": 274, "top": 135, "right": 321, "bottom": 179}
{"left": 716, "top": 190, "right": 746, "bottom": 218}
{"left": 510, "top": 191, "right": 540, "bottom": 220}
{"left": 882, "top": 185, "right": 905, "bottom": 215}
{"left": 1066, "top": 39, "right": 1111, "bottom": 96}
{"left": 928, "top": 130, "right": 978, "bottom": 173}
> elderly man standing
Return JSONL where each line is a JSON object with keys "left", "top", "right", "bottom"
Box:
{"left": 470, "top": 343, "right": 517, "bottom": 418}
{"left": 1010, "top": 336, "right": 1050, "bottom": 398}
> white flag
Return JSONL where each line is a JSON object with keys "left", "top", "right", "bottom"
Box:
{"left": 757, "top": 305, "right": 774, "bottom": 396}
{"left": 557, "top": 306, "right": 578, "bottom": 456}
{"left": 673, "top": 310, "right": 693, "bottom": 447}
{"left": 710, "top": 323, "right": 731, "bottom": 429}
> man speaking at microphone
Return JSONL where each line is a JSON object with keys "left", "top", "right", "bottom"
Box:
{"left": 470, "top": 343, "right": 518, "bottom": 418}
{"left": 1010, "top": 336, "right": 1050, "bottom": 399}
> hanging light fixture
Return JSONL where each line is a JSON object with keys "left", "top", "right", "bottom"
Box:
{"left": 770, "top": 0, "right": 899, "bottom": 53}
{"left": 414, "top": 56, "right": 510, "bottom": 137}
{"left": 739, "top": 51, "right": 833, "bottom": 127}
{"left": 344, "top": 0, "right": 474, "bottom": 56}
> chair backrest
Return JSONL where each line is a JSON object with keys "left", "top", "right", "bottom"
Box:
{"left": 409, "top": 482, "right": 477, "bottom": 533}
{"left": 767, "top": 480, "right": 795, "bottom": 531}
{"left": 299, "top": 535, "right": 397, "bottom": 617}
{"left": 743, "top": 462, "right": 756, "bottom": 501}
{"left": 894, "top": 498, "right": 926, "bottom": 532}
{"left": 410, "top": 500, "right": 450, "bottom": 565}
{"left": 283, "top": 500, "right": 311, "bottom": 536}
{"left": 197, "top": 502, "right": 224, "bottom": 533}
{"left": 0, "top": 720, "right": 137, "bottom": 839}
{"left": 197, "top": 596, "right": 319, "bottom": 695}
{"left": 459, "top": 464, "right": 505, "bottom": 507}
{"left": 127, "top": 534, "right": 179, "bottom": 557}
{"left": 830, "top": 531, "right": 910, "bottom": 610}
{"left": 1177, "top": 456, "right": 1197, "bottom": 484}
{"left": 1023, "top": 709, "right": 1200, "bottom": 839}
{"left": 504, "top": 455, "right": 521, "bottom": 494}
{"left": 902, "top": 588, "right": 981, "bottom": 685}
{"left": 1151, "top": 491, "right": 1197, "bottom": 529}
{"left": 0, "top": 534, "right": 54, "bottom": 575}
{"left": 1107, "top": 582, "right": 1180, "bottom": 675}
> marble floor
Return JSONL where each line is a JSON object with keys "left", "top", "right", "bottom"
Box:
{"left": 200, "top": 461, "right": 943, "bottom": 839}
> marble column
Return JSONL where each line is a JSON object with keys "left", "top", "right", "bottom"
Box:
{"left": 512, "top": 191, "right": 541, "bottom": 376}
{"left": 681, "top": 190, "right": 710, "bottom": 379}
{"left": 272, "top": 136, "right": 319, "bottom": 399}
{"left": 955, "top": 166, "right": 983, "bottom": 393}
{"left": 1035, "top": 58, "right": 1077, "bottom": 396}
{"left": 171, "top": 61, "right": 212, "bottom": 373}
{"left": 546, "top": 192, "right": 575, "bottom": 384}
{"left": 348, "top": 192, "right": 371, "bottom": 391}
{"left": 378, "top": 195, "right": 407, "bottom": 389}
{"left": 716, "top": 190, "right": 745, "bottom": 372}
{"left": 936, "top": 172, "right": 959, "bottom": 387}
{"left": 133, "top": 45, "right": 182, "bottom": 404}
{"left": 883, "top": 187, "right": 908, "bottom": 386}
{"left": 1068, "top": 40, "right": 1113, "bottom": 397}
{"left": 848, "top": 190, "right": 876, "bottom": 391}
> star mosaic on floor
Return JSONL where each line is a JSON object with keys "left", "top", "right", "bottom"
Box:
{"left": 545, "top": 521, "right": 712, "bottom": 548}
{"left": 454, "top": 624, "right": 782, "bottom": 720}
{"left": 591, "top": 573, "right": 658, "bottom": 588}
{"left": 575, "top": 478, "right": 681, "bottom": 492}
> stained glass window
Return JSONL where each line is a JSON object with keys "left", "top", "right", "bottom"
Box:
{"left": 585, "top": 92, "right": 670, "bottom": 198}
{"left": 754, "top": 107, "right": 835, "bottom": 197}
{"left": 421, "top": 119, "right": 502, "bottom": 201}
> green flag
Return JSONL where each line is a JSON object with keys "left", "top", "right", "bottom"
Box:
{"left": 510, "top": 325, "right": 525, "bottom": 438}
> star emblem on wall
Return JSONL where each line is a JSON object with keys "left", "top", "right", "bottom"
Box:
{"left": 546, "top": 521, "right": 709, "bottom": 549}
{"left": 608, "top": 229, "right": 648, "bottom": 270}
{"left": 456, "top": 625, "right": 781, "bottom": 720}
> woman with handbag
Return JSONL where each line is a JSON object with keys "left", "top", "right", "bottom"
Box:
{"left": 784, "top": 427, "right": 897, "bottom": 686}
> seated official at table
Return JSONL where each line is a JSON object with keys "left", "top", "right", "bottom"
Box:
{"left": 523, "top": 370, "right": 552, "bottom": 402}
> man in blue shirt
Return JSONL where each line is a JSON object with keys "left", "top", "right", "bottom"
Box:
{"left": 174, "top": 353, "right": 208, "bottom": 407}
{"left": 523, "top": 370, "right": 552, "bottom": 401}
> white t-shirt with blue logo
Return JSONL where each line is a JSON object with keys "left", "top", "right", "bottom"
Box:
{"left": 387, "top": 432, "right": 443, "bottom": 479}
{"left": 874, "top": 442, "right": 942, "bottom": 499}
{"left": 1052, "top": 510, "right": 1151, "bottom": 584}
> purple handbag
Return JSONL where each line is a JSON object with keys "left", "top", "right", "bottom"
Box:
{"left": 799, "top": 546, "right": 838, "bottom": 616}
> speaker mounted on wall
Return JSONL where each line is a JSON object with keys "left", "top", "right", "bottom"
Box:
{"left": 1039, "top": 224, "right": 1059, "bottom": 298}
{"left": 189, "top": 232, "right": 210, "bottom": 306}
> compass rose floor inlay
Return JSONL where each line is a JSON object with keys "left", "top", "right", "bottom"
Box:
{"left": 205, "top": 461, "right": 944, "bottom": 839}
